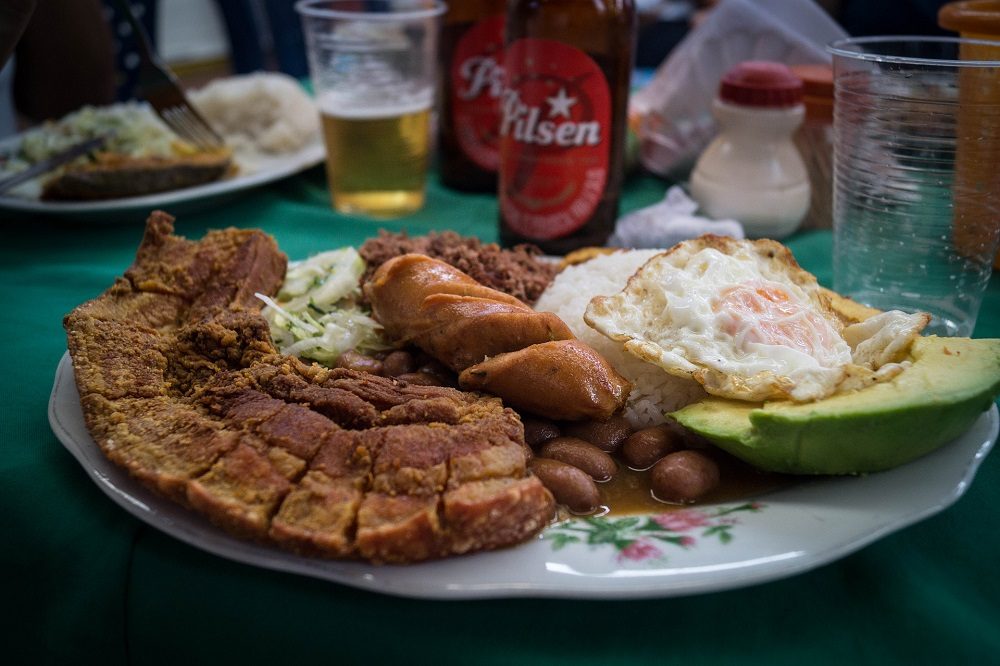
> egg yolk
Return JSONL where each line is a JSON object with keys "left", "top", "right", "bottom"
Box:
{"left": 715, "top": 284, "right": 842, "bottom": 358}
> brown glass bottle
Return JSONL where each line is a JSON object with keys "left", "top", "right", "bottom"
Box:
{"left": 439, "top": 0, "right": 507, "bottom": 192}
{"left": 499, "top": 0, "right": 636, "bottom": 254}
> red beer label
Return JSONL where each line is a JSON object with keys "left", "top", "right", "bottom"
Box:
{"left": 500, "top": 38, "right": 611, "bottom": 240}
{"left": 450, "top": 14, "right": 505, "bottom": 171}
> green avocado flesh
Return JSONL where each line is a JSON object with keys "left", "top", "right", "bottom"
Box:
{"left": 670, "top": 336, "right": 1000, "bottom": 475}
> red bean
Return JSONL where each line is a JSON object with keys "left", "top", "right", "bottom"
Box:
{"left": 621, "top": 425, "right": 683, "bottom": 470}
{"left": 529, "top": 458, "right": 601, "bottom": 514}
{"left": 650, "top": 450, "right": 720, "bottom": 504}
{"left": 563, "top": 414, "right": 632, "bottom": 454}
{"left": 539, "top": 437, "right": 617, "bottom": 482}
{"left": 522, "top": 417, "right": 561, "bottom": 448}
{"left": 335, "top": 350, "right": 383, "bottom": 375}
{"left": 381, "top": 350, "right": 417, "bottom": 377}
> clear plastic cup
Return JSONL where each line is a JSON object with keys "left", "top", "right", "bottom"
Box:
{"left": 828, "top": 36, "right": 1000, "bottom": 336}
{"left": 296, "top": 0, "right": 445, "bottom": 218}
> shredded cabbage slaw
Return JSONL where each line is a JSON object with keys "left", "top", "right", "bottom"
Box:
{"left": 257, "top": 248, "right": 387, "bottom": 364}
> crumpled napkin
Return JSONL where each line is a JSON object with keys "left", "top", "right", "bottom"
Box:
{"left": 608, "top": 186, "right": 745, "bottom": 248}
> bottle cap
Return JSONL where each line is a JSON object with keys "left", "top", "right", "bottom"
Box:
{"left": 790, "top": 64, "right": 833, "bottom": 98}
{"left": 939, "top": 1, "right": 1000, "bottom": 36}
{"left": 718, "top": 61, "right": 803, "bottom": 108}
{"left": 790, "top": 64, "right": 833, "bottom": 123}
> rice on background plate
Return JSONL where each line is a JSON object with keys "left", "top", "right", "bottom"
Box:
{"left": 534, "top": 250, "right": 708, "bottom": 428}
{"left": 190, "top": 73, "right": 320, "bottom": 158}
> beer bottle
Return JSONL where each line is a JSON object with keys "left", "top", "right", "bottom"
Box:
{"left": 499, "top": 0, "right": 637, "bottom": 254}
{"left": 439, "top": 0, "right": 507, "bottom": 192}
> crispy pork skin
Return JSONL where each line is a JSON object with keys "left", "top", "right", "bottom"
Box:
{"left": 64, "top": 212, "right": 554, "bottom": 563}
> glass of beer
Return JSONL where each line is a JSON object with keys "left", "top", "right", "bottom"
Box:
{"left": 297, "top": 0, "right": 445, "bottom": 218}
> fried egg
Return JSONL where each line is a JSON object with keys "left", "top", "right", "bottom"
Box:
{"left": 584, "top": 236, "right": 927, "bottom": 403}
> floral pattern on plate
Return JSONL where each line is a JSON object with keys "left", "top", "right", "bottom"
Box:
{"left": 545, "top": 502, "right": 765, "bottom": 564}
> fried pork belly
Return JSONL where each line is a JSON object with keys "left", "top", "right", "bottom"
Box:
{"left": 64, "top": 211, "right": 553, "bottom": 563}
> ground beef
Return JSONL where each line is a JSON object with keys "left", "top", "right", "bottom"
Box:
{"left": 359, "top": 230, "right": 558, "bottom": 305}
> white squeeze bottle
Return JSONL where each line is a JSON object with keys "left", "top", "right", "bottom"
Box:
{"left": 689, "top": 61, "right": 809, "bottom": 239}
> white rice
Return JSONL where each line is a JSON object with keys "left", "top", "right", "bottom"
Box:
{"left": 534, "top": 250, "right": 707, "bottom": 428}
{"left": 190, "top": 73, "right": 320, "bottom": 154}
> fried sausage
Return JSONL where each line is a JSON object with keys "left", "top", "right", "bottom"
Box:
{"left": 413, "top": 294, "right": 574, "bottom": 371}
{"left": 458, "top": 340, "right": 630, "bottom": 421}
{"left": 365, "top": 255, "right": 630, "bottom": 420}
{"left": 365, "top": 254, "right": 526, "bottom": 340}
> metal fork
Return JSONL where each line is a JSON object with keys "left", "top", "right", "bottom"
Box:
{"left": 110, "top": 0, "right": 225, "bottom": 151}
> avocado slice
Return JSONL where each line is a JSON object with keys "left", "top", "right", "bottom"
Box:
{"left": 670, "top": 336, "right": 1000, "bottom": 475}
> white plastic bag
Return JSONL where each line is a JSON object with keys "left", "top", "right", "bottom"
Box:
{"left": 630, "top": 0, "right": 846, "bottom": 177}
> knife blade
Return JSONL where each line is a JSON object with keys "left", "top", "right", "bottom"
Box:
{"left": 0, "top": 136, "right": 108, "bottom": 196}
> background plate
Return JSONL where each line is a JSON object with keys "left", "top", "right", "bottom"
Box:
{"left": 0, "top": 133, "right": 324, "bottom": 218}
{"left": 48, "top": 352, "right": 998, "bottom": 599}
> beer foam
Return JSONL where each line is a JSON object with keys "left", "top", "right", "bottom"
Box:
{"left": 318, "top": 89, "right": 432, "bottom": 119}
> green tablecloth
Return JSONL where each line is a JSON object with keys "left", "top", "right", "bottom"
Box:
{"left": 3, "top": 167, "right": 998, "bottom": 664}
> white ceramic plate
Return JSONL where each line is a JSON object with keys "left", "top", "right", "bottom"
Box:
{"left": 48, "top": 352, "right": 998, "bottom": 599}
{"left": 0, "top": 133, "right": 324, "bottom": 217}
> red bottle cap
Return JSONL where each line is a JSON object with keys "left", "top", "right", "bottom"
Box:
{"left": 718, "top": 61, "right": 804, "bottom": 108}
{"left": 939, "top": 0, "right": 1000, "bottom": 35}
{"left": 790, "top": 63, "right": 833, "bottom": 122}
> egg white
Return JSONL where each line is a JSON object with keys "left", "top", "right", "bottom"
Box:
{"left": 585, "top": 236, "right": 921, "bottom": 403}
